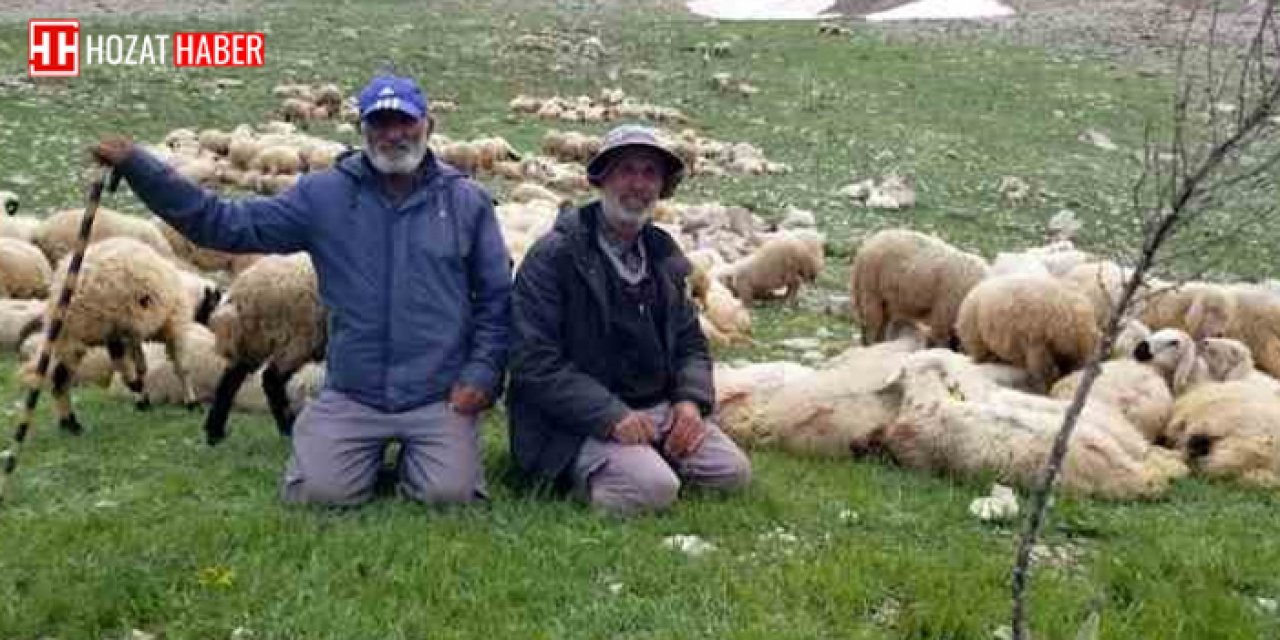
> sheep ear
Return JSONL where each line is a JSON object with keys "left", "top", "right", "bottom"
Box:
{"left": 1186, "top": 294, "right": 1209, "bottom": 339}
{"left": 1172, "top": 339, "right": 1197, "bottom": 394}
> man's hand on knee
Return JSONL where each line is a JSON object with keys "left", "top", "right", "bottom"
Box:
{"left": 609, "top": 411, "right": 657, "bottom": 445}
{"left": 663, "top": 401, "right": 707, "bottom": 460}
{"left": 448, "top": 383, "right": 489, "bottom": 415}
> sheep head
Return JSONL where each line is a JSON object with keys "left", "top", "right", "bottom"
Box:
{"left": 1135, "top": 328, "right": 1198, "bottom": 394}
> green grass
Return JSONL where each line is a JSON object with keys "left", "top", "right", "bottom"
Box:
{"left": 1, "top": 1, "right": 1280, "bottom": 638}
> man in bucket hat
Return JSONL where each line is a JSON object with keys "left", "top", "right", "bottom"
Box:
{"left": 507, "top": 124, "right": 751, "bottom": 516}
{"left": 90, "top": 74, "right": 511, "bottom": 508}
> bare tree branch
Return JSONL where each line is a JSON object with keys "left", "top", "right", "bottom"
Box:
{"left": 1012, "top": 1, "right": 1280, "bottom": 638}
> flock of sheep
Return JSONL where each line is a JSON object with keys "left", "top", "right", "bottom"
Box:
{"left": 1, "top": 79, "right": 1277, "bottom": 504}
{"left": 718, "top": 227, "right": 1280, "bottom": 499}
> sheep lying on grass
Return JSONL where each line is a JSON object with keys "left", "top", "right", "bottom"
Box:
{"left": 34, "top": 207, "right": 175, "bottom": 265}
{"left": 717, "top": 322, "right": 928, "bottom": 455}
{"left": 862, "top": 349, "right": 1187, "bottom": 500}
{"left": 0, "top": 238, "right": 52, "bottom": 299}
{"left": 0, "top": 299, "right": 45, "bottom": 351}
{"left": 1166, "top": 380, "right": 1280, "bottom": 488}
{"left": 1051, "top": 359, "right": 1174, "bottom": 443}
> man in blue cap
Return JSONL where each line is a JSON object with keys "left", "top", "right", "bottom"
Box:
{"left": 91, "top": 75, "right": 512, "bottom": 507}
{"left": 507, "top": 124, "right": 752, "bottom": 517}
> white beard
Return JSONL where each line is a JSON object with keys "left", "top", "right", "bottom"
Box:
{"left": 601, "top": 191, "right": 654, "bottom": 232}
{"left": 365, "top": 133, "right": 428, "bottom": 175}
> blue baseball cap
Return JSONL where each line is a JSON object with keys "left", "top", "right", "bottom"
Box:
{"left": 357, "top": 75, "right": 428, "bottom": 122}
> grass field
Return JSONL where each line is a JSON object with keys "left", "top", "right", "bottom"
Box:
{"left": 1, "top": 1, "right": 1279, "bottom": 638}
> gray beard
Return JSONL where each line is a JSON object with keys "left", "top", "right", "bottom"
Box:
{"left": 365, "top": 135, "right": 428, "bottom": 175}
{"left": 601, "top": 192, "right": 652, "bottom": 233}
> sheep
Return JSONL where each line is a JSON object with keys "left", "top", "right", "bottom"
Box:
{"left": 1165, "top": 380, "right": 1280, "bottom": 487}
{"left": 198, "top": 128, "right": 232, "bottom": 155}
{"left": 19, "top": 331, "right": 115, "bottom": 387}
{"left": 1061, "top": 261, "right": 1142, "bottom": 330}
{"left": 956, "top": 273, "right": 1100, "bottom": 392}
{"left": 0, "top": 215, "right": 39, "bottom": 243}
{"left": 20, "top": 237, "right": 198, "bottom": 434}
{"left": 203, "top": 253, "right": 326, "bottom": 444}
{"left": 249, "top": 146, "right": 303, "bottom": 175}
{"left": 1139, "top": 281, "right": 1235, "bottom": 340}
{"left": 702, "top": 278, "right": 751, "bottom": 339}
{"left": 717, "top": 323, "right": 928, "bottom": 454}
{"left": 864, "top": 349, "right": 1187, "bottom": 499}
{"left": 1133, "top": 327, "right": 1271, "bottom": 397}
{"left": 850, "top": 228, "right": 988, "bottom": 348}
{"left": 714, "top": 230, "right": 824, "bottom": 305}
{"left": 0, "top": 190, "right": 18, "bottom": 215}
{"left": 1223, "top": 284, "right": 1280, "bottom": 379}
{"left": 151, "top": 217, "right": 261, "bottom": 275}
{"left": 1050, "top": 359, "right": 1174, "bottom": 443}
{"left": 685, "top": 248, "right": 725, "bottom": 302}
{"left": 998, "top": 240, "right": 1091, "bottom": 278}
{"left": 0, "top": 299, "right": 45, "bottom": 351}
{"left": 34, "top": 207, "right": 175, "bottom": 265}
{"left": 508, "top": 183, "right": 564, "bottom": 206}
{"left": 0, "top": 238, "right": 52, "bottom": 299}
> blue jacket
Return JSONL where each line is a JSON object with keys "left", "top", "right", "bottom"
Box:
{"left": 119, "top": 148, "right": 512, "bottom": 413}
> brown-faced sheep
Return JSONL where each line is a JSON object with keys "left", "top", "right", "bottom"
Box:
{"left": 850, "top": 229, "right": 988, "bottom": 348}
{"left": 203, "top": 253, "right": 326, "bottom": 444}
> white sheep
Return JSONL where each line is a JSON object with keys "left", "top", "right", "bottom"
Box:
{"left": 850, "top": 228, "right": 988, "bottom": 348}
{"left": 34, "top": 207, "right": 175, "bottom": 265}
{"left": 1165, "top": 380, "right": 1280, "bottom": 487}
{"left": 0, "top": 299, "right": 45, "bottom": 352}
{"left": 0, "top": 215, "right": 40, "bottom": 243}
{"left": 0, "top": 238, "right": 52, "bottom": 299}
{"left": 715, "top": 230, "right": 824, "bottom": 305}
{"left": 717, "top": 322, "right": 927, "bottom": 455}
{"left": 1132, "top": 327, "right": 1273, "bottom": 396}
{"left": 203, "top": 253, "right": 326, "bottom": 444}
{"left": 865, "top": 349, "right": 1187, "bottom": 500}
{"left": 1050, "top": 359, "right": 1174, "bottom": 443}
{"left": 956, "top": 273, "right": 1100, "bottom": 392}
{"left": 151, "top": 217, "right": 261, "bottom": 275}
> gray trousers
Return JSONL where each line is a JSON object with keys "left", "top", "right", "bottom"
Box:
{"left": 571, "top": 402, "right": 752, "bottom": 516}
{"left": 280, "top": 389, "right": 486, "bottom": 507}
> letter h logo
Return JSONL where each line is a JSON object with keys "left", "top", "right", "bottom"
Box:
{"left": 29, "top": 19, "right": 79, "bottom": 77}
